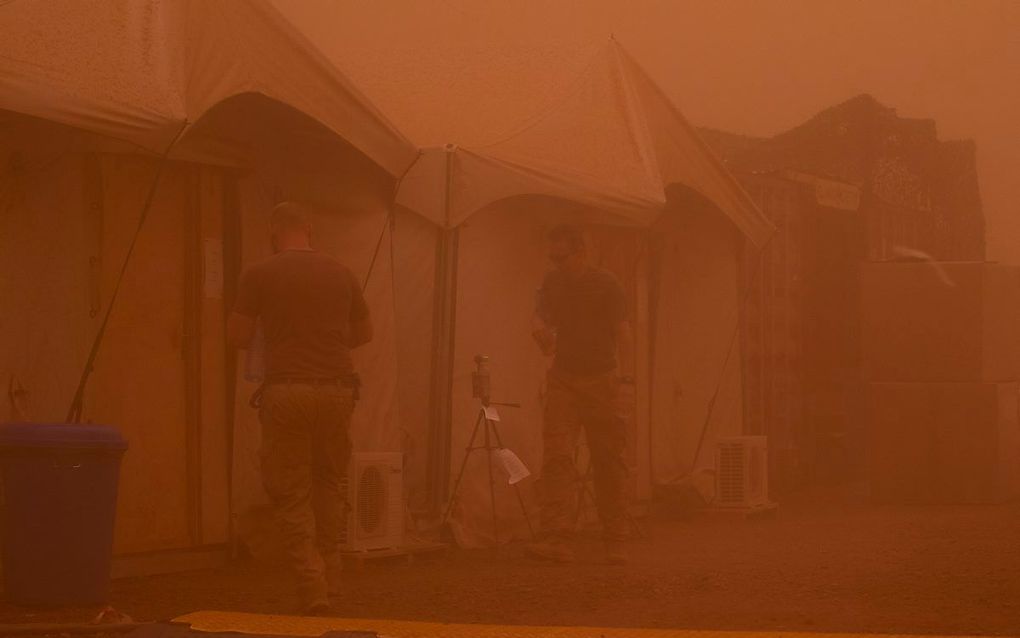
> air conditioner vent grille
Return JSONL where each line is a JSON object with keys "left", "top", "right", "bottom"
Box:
{"left": 357, "top": 465, "right": 387, "bottom": 535}
{"left": 714, "top": 436, "right": 770, "bottom": 508}
{"left": 718, "top": 443, "right": 746, "bottom": 504}
{"left": 340, "top": 452, "right": 404, "bottom": 552}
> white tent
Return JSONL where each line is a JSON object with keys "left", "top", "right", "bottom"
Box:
{"left": 0, "top": 0, "right": 417, "bottom": 568}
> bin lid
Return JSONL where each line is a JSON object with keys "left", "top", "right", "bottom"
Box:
{"left": 0, "top": 423, "right": 128, "bottom": 450}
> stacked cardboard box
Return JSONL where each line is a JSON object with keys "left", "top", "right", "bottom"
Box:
{"left": 861, "top": 262, "right": 1020, "bottom": 503}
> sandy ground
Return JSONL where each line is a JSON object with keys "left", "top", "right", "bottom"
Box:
{"left": 2, "top": 486, "right": 1019, "bottom": 636}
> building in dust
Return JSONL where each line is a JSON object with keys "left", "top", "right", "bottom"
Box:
{"left": 700, "top": 94, "right": 986, "bottom": 492}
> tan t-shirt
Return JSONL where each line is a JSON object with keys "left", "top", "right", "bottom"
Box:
{"left": 233, "top": 249, "right": 369, "bottom": 379}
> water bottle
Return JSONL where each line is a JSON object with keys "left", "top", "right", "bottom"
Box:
{"left": 472, "top": 354, "right": 491, "bottom": 403}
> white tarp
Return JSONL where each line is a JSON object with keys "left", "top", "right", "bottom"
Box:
{"left": 0, "top": 0, "right": 417, "bottom": 175}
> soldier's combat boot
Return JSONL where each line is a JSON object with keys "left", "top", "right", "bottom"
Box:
{"left": 604, "top": 539, "right": 629, "bottom": 565}
{"left": 524, "top": 536, "right": 575, "bottom": 563}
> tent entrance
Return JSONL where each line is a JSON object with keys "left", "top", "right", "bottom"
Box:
{"left": 444, "top": 199, "right": 653, "bottom": 545}
{"left": 0, "top": 116, "right": 236, "bottom": 560}
{"left": 83, "top": 155, "right": 234, "bottom": 554}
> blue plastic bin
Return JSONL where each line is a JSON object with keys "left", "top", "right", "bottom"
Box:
{"left": 0, "top": 422, "right": 127, "bottom": 605}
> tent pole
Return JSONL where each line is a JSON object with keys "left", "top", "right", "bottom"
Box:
{"left": 645, "top": 227, "right": 661, "bottom": 488}
{"left": 221, "top": 173, "right": 242, "bottom": 558}
{"left": 426, "top": 146, "right": 459, "bottom": 517}
{"left": 66, "top": 121, "right": 189, "bottom": 423}
{"left": 183, "top": 167, "right": 204, "bottom": 546}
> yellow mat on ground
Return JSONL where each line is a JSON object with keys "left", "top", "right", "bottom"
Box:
{"left": 173, "top": 611, "right": 987, "bottom": 638}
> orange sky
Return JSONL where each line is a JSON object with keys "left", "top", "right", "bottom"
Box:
{"left": 274, "top": 0, "right": 1019, "bottom": 262}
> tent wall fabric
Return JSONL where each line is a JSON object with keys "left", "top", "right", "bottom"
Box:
{"left": 649, "top": 195, "right": 747, "bottom": 485}
{"left": 1, "top": 118, "right": 99, "bottom": 430}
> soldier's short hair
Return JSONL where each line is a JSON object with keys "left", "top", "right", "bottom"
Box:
{"left": 270, "top": 201, "right": 310, "bottom": 232}
{"left": 548, "top": 224, "right": 585, "bottom": 251}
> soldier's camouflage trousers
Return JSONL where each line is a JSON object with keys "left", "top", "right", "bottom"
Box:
{"left": 538, "top": 368, "right": 630, "bottom": 542}
{"left": 259, "top": 382, "right": 354, "bottom": 606}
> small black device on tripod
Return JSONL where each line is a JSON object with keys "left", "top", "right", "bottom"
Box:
{"left": 442, "top": 355, "right": 535, "bottom": 546}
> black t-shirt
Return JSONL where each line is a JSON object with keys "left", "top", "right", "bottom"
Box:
{"left": 233, "top": 250, "right": 369, "bottom": 379}
{"left": 536, "top": 267, "right": 628, "bottom": 375}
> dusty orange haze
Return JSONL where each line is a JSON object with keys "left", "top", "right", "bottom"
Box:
{"left": 274, "top": 0, "right": 1019, "bottom": 263}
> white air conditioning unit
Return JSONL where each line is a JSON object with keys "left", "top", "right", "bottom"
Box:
{"left": 339, "top": 452, "right": 404, "bottom": 552}
{"left": 715, "top": 436, "right": 770, "bottom": 508}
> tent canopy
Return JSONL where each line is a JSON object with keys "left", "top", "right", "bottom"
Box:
{"left": 0, "top": 0, "right": 418, "bottom": 176}
{"left": 396, "top": 40, "right": 773, "bottom": 245}
{"left": 2, "top": 5, "right": 769, "bottom": 550}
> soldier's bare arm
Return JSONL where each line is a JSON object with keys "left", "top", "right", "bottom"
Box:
{"left": 532, "top": 313, "right": 556, "bottom": 356}
{"left": 348, "top": 313, "right": 373, "bottom": 348}
{"left": 227, "top": 312, "right": 256, "bottom": 349}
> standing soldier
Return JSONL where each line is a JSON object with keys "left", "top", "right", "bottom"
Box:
{"left": 227, "top": 202, "right": 372, "bottom": 615}
{"left": 526, "top": 224, "right": 635, "bottom": 565}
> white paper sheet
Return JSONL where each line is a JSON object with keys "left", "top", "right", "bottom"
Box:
{"left": 495, "top": 447, "right": 531, "bottom": 485}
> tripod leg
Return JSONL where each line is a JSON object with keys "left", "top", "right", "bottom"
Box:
{"left": 442, "top": 410, "right": 485, "bottom": 527}
{"left": 627, "top": 508, "right": 649, "bottom": 540}
{"left": 484, "top": 418, "right": 499, "bottom": 546}
{"left": 512, "top": 483, "right": 535, "bottom": 539}
{"left": 489, "top": 422, "right": 535, "bottom": 538}
{"left": 573, "top": 458, "right": 593, "bottom": 530}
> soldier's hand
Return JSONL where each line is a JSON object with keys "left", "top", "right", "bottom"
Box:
{"left": 532, "top": 328, "right": 556, "bottom": 356}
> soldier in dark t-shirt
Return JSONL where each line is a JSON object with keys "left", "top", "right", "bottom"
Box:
{"left": 227, "top": 202, "right": 371, "bottom": 615}
{"left": 234, "top": 250, "right": 369, "bottom": 380}
{"left": 526, "top": 224, "right": 634, "bottom": 566}
{"left": 536, "top": 266, "right": 628, "bottom": 375}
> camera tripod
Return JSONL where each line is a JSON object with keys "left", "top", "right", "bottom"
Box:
{"left": 442, "top": 356, "right": 535, "bottom": 546}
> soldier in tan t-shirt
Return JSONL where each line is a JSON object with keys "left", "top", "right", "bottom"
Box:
{"left": 227, "top": 202, "right": 372, "bottom": 616}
